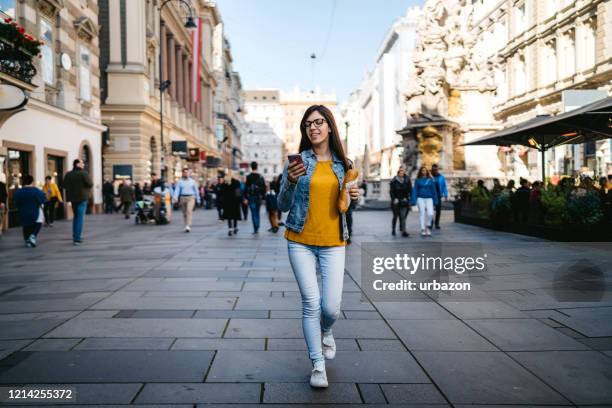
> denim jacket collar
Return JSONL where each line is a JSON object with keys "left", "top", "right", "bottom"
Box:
{"left": 302, "top": 149, "right": 343, "bottom": 165}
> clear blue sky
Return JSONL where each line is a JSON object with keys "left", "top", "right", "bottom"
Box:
{"left": 215, "top": 0, "right": 423, "bottom": 102}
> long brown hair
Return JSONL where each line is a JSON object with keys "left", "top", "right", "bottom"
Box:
{"left": 417, "top": 166, "right": 432, "bottom": 179}
{"left": 299, "top": 105, "right": 349, "bottom": 171}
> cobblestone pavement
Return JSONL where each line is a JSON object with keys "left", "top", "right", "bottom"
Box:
{"left": 0, "top": 208, "right": 611, "bottom": 407}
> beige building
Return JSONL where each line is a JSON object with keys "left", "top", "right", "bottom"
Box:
{"left": 243, "top": 89, "right": 284, "bottom": 181}
{"left": 0, "top": 0, "right": 105, "bottom": 228}
{"left": 476, "top": 0, "right": 612, "bottom": 179}
{"left": 280, "top": 86, "right": 337, "bottom": 155}
{"left": 212, "top": 28, "right": 246, "bottom": 180}
{"left": 243, "top": 87, "right": 338, "bottom": 171}
{"left": 100, "top": 0, "right": 220, "bottom": 186}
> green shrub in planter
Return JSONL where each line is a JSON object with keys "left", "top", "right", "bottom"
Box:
{"left": 490, "top": 192, "right": 511, "bottom": 224}
{"left": 541, "top": 188, "right": 565, "bottom": 226}
{"left": 564, "top": 190, "right": 602, "bottom": 227}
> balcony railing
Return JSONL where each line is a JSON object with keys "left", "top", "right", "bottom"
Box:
{"left": 0, "top": 20, "right": 39, "bottom": 84}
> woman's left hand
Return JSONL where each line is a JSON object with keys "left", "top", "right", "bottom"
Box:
{"left": 349, "top": 185, "right": 360, "bottom": 201}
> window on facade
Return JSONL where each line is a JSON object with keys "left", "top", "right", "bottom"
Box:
{"left": 40, "top": 18, "right": 54, "bottom": 85}
{"left": 579, "top": 20, "right": 596, "bottom": 71}
{"left": 545, "top": 40, "right": 557, "bottom": 84}
{"left": 560, "top": 30, "right": 575, "bottom": 78}
{"left": 0, "top": 0, "right": 15, "bottom": 17}
{"left": 515, "top": 4, "right": 526, "bottom": 36}
{"left": 79, "top": 45, "right": 91, "bottom": 102}
{"left": 514, "top": 54, "right": 526, "bottom": 96}
{"left": 215, "top": 123, "right": 224, "bottom": 141}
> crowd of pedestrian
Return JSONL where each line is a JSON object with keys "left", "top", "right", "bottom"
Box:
{"left": 389, "top": 163, "right": 448, "bottom": 237}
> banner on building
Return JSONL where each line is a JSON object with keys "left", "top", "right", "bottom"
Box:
{"left": 188, "top": 147, "right": 200, "bottom": 162}
{"left": 206, "top": 156, "right": 221, "bottom": 168}
{"left": 171, "top": 141, "right": 188, "bottom": 158}
{"left": 191, "top": 17, "right": 202, "bottom": 103}
{"left": 113, "top": 165, "right": 133, "bottom": 180}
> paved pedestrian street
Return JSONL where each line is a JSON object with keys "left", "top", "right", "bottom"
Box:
{"left": 0, "top": 209, "right": 611, "bottom": 407}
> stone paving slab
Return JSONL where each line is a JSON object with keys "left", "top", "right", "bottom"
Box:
{"left": 0, "top": 320, "right": 66, "bottom": 340}
{"left": 43, "top": 318, "right": 227, "bottom": 338}
{"left": 263, "top": 382, "right": 361, "bottom": 403}
{"left": 413, "top": 351, "right": 569, "bottom": 405}
{"left": 207, "top": 351, "right": 429, "bottom": 383}
{"left": 0, "top": 351, "right": 214, "bottom": 383}
{"left": 135, "top": 383, "right": 261, "bottom": 404}
{"left": 89, "top": 292, "right": 236, "bottom": 310}
{"left": 509, "top": 351, "right": 612, "bottom": 405}
{"left": 266, "top": 338, "right": 359, "bottom": 351}
{"left": 74, "top": 338, "right": 175, "bottom": 350}
{"left": 23, "top": 338, "right": 82, "bottom": 351}
{"left": 389, "top": 319, "right": 497, "bottom": 351}
{"left": 225, "top": 318, "right": 396, "bottom": 339}
{"left": 171, "top": 338, "right": 265, "bottom": 350}
{"left": 380, "top": 383, "right": 447, "bottom": 404}
{"left": 464, "top": 318, "right": 589, "bottom": 351}
{"left": 372, "top": 300, "right": 456, "bottom": 319}
{"left": 0, "top": 294, "right": 109, "bottom": 314}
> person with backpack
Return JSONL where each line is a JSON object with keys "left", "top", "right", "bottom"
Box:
{"left": 245, "top": 161, "right": 266, "bottom": 234}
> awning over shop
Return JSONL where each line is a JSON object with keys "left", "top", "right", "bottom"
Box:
{"left": 463, "top": 96, "right": 612, "bottom": 180}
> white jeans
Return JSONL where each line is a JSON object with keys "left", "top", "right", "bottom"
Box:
{"left": 287, "top": 241, "right": 345, "bottom": 365}
{"left": 416, "top": 197, "right": 434, "bottom": 231}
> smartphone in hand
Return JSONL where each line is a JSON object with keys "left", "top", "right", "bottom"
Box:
{"left": 288, "top": 154, "right": 304, "bottom": 166}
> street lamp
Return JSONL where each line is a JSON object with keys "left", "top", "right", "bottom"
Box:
{"left": 159, "top": 0, "right": 197, "bottom": 182}
{"left": 344, "top": 121, "right": 349, "bottom": 154}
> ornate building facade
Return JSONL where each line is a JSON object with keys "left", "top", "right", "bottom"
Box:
{"left": 212, "top": 29, "right": 246, "bottom": 180}
{"left": 400, "top": 0, "right": 611, "bottom": 185}
{"left": 99, "top": 0, "right": 221, "bottom": 186}
{"left": 0, "top": 0, "right": 106, "bottom": 228}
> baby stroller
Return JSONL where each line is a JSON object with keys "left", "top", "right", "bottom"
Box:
{"left": 153, "top": 185, "right": 171, "bottom": 225}
{"left": 134, "top": 198, "right": 155, "bottom": 224}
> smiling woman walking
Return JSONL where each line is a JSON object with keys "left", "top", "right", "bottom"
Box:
{"left": 278, "top": 105, "right": 360, "bottom": 388}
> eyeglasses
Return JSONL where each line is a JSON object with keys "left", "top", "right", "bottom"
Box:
{"left": 304, "top": 118, "right": 327, "bottom": 129}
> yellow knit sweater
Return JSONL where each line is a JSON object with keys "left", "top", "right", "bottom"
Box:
{"left": 285, "top": 161, "right": 345, "bottom": 247}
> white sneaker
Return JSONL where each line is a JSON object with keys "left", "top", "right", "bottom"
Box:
{"left": 310, "top": 362, "right": 328, "bottom": 388}
{"left": 322, "top": 331, "right": 336, "bottom": 360}
{"left": 426, "top": 228, "right": 431, "bottom": 236}
{"left": 420, "top": 229, "right": 426, "bottom": 236}
{"left": 185, "top": 226, "right": 191, "bottom": 233}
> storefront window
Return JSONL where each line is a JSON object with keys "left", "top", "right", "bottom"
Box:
{"left": 7, "top": 149, "right": 31, "bottom": 227}
{"left": 40, "top": 18, "right": 54, "bottom": 85}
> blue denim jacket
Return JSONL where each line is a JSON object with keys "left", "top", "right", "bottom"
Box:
{"left": 278, "top": 149, "right": 349, "bottom": 242}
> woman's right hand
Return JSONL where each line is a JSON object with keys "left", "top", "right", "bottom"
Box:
{"left": 287, "top": 161, "right": 306, "bottom": 184}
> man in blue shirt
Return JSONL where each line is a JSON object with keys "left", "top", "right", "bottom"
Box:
{"left": 172, "top": 167, "right": 200, "bottom": 232}
{"left": 430, "top": 164, "right": 448, "bottom": 229}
